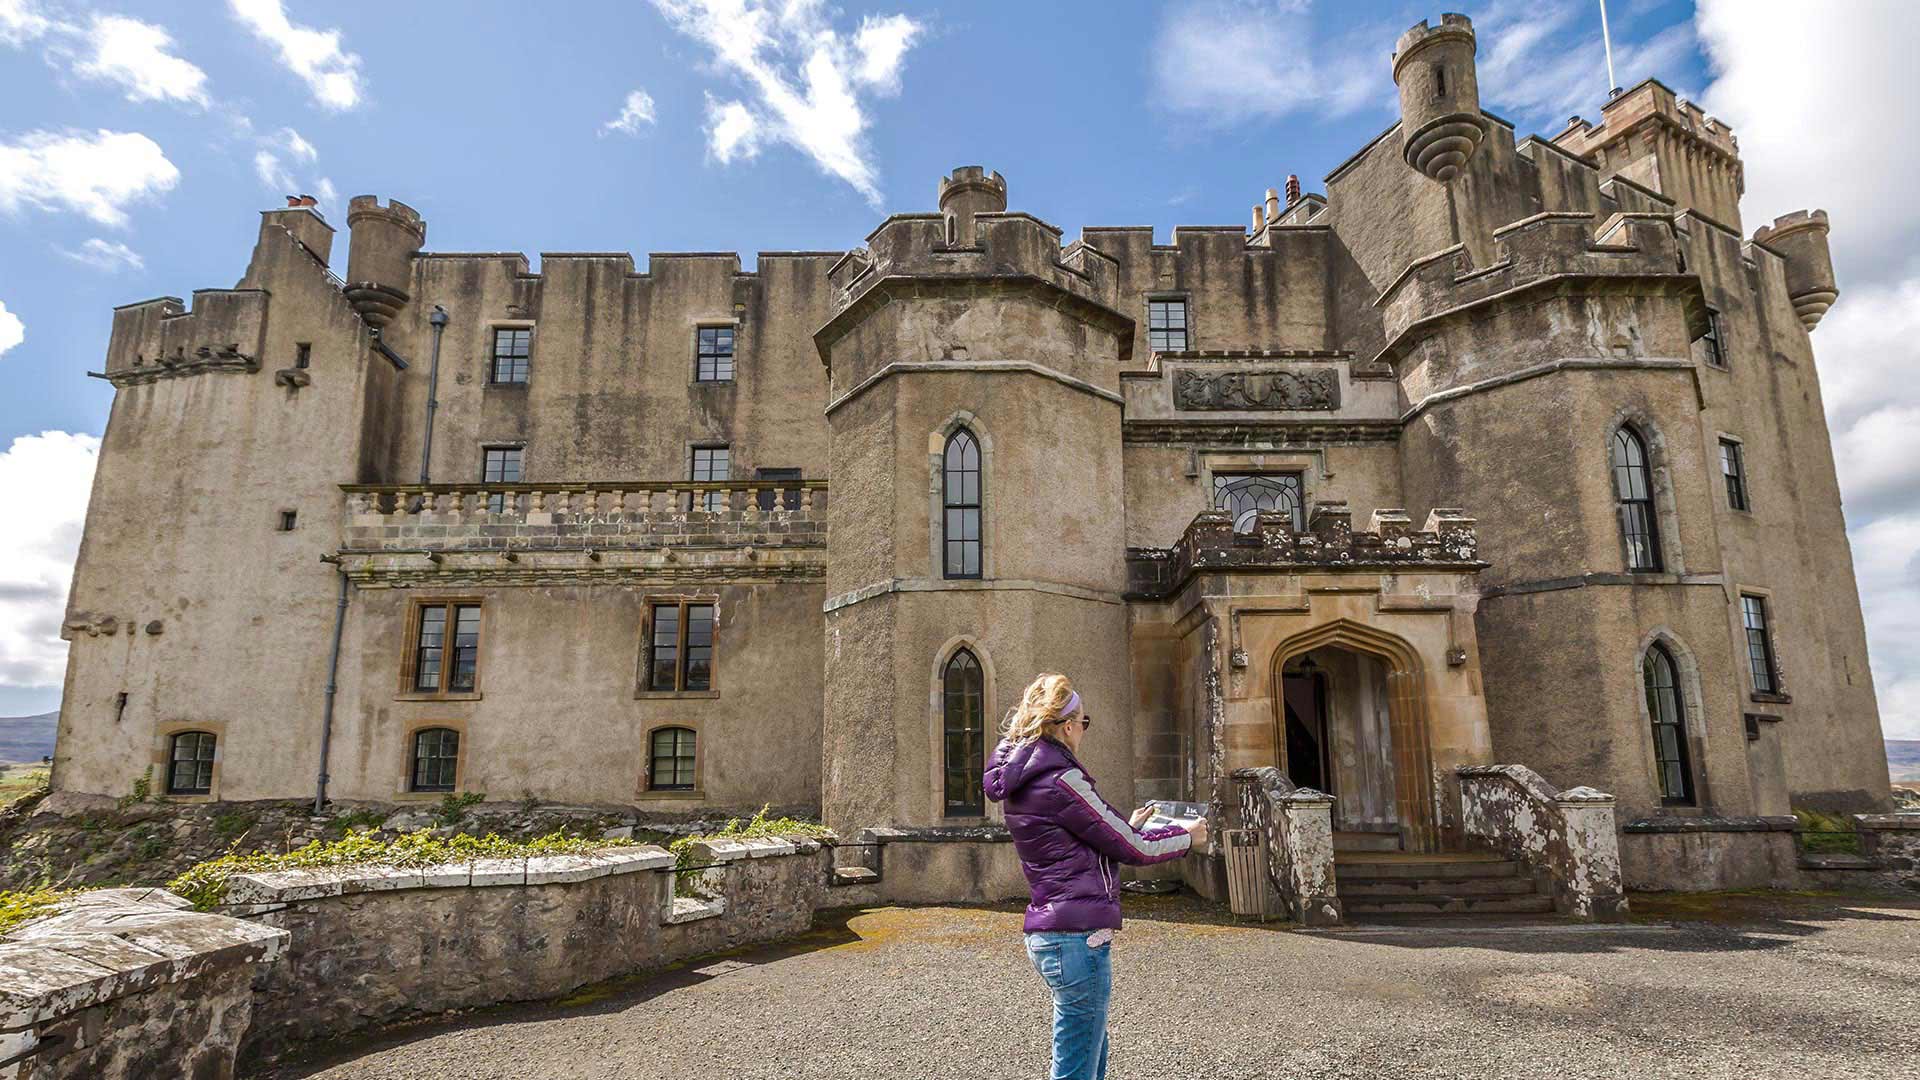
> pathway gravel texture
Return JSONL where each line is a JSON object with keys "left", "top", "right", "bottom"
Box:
{"left": 265, "top": 891, "right": 1920, "bottom": 1080}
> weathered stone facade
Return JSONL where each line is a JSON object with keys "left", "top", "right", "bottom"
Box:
{"left": 53, "top": 15, "right": 1891, "bottom": 892}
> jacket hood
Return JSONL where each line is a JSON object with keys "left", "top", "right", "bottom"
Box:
{"left": 984, "top": 736, "right": 1072, "bottom": 803}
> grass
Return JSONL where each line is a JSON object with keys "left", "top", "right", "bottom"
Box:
{"left": 1795, "top": 808, "right": 1863, "bottom": 855}
{"left": 665, "top": 805, "right": 833, "bottom": 871}
{"left": 166, "top": 828, "right": 633, "bottom": 911}
{"left": 0, "top": 765, "right": 49, "bottom": 809}
{"left": 0, "top": 887, "right": 74, "bottom": 940}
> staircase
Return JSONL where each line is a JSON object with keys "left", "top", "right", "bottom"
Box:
{"left": 1335, "top": 852, "right": 1555, "bottom": 918}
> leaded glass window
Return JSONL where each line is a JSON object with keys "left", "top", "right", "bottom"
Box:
{"left": 411, "top": 728, "right": 459, "bottom": 793}
{"left": 167, "top": 731, "right": 215, "bottom": 795}
{"left": 650, "top": 727, "right": 696, "bottom": 790}
{"left": 412, "top": 601, "right": 481, "bottom": 694}
{"left": 1742, "top": 594, "right": 1780, "bottom": 695}
{"left": 1611, "top": 426, "right": 1662, "bottom": 572}
{"left": 943, "top": 650, "right": 985, "bottom": 816}
{"left": 696, "top": 326, "right": 735, "bottom": 382}
{"left": 490, "top": 328, "right": 531, "bottom": 384}
{"left": 1643, "top": 644, "right": 1694, "bottom": 805}
{"left": 1147, "top": 298, "right": 1189, "bottom": 353}
{"left": 943, "top": 429, "right": 982, "bottom": 578}
{"left": 1213, "top": 473, "right": 1304, "bottom": 533}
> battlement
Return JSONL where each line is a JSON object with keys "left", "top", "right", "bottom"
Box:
{"left": 101, "top": 289, "right": 269, "bottom": 384}
{"left": 345, "top": 195, "right": 426, "bottom": 237}
{"left": 1752, "top": 208, "right": 1829, "bottom": 247}
{"left": 1392, "top": 13, "right": 1475, "bottom": 76}
{"left": 936, "top": 166, "right": 1005, "bottom": 204}
{"left": 825, "top": 210, "right": 1121, "bottom": 318}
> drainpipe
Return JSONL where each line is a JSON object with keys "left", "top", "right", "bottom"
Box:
{"left": 314, "top": 556, "right": 351, "bottom": 814}
{"left": 420, "top": 306, "right": 449, "bottom": 484}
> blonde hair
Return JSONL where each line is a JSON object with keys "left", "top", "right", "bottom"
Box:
{"left": 1003, "top": 673, "right": 1080, "bottom": 744}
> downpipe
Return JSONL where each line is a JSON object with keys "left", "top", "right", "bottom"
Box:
{"left": 419, "top": 305, "right": 449, "bottom": 484}
{"left": 314, "top": 556, "right": 351, "bottom": 814}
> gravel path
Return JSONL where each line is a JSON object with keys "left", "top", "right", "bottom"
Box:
{"left": 265, "top": 891, "right": 1920, "bottom": 1080}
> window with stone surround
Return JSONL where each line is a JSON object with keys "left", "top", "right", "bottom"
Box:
{"left": 695, "top": 325, "right": 735, "bottom": 382}
{"left": 490, "top": 327, "right": 531, "bottom": 384}
{"left": 407, "top": 600, "right": 482, "bottom": 696}
{"left": 410, "top": 728, "right": 460, "bottom": 793}
{"left": 943, "top": 649, "right": 986, "bottom": 816}
{"left": 481, "top": 446, "right": 522, "bottom": 513}
{"left": 1642, "top": 643, "right": 1695, "bottom": 805}
{"left": 1213, "top": 473, "right": 1304, "bottom": 532}
{"left": 942, "top": 429, "right": 982, "bottom": 578}
{"left": 690, "top": 445, "right": 730, "bottom": 511}
{"left": 167, "top": 731, "right": 216, "bottom": 796}
{"left": 1742, "top": 594, "right": 1782, "bottom": 696}
{"left": 1719, "top": 438, "right": 1750, "bottom": 511}
{"left": 649, "top": 727, "right": 696, "bottom": 791}
{"left": 1693, "top": 309, "right": 1726, "bottom": 369}
{"left": 647, "top": 601, "right": 716, "bottom": 693}
{"left": 1147, "top": 297, "right": 1189, "bottom": 353}
{"left": 1611, "top": 425, "right": 1663, "bottom": 572}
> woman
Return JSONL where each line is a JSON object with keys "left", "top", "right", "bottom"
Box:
{"left": 984, "top": 672, "right": 1207, "bottom": 1080}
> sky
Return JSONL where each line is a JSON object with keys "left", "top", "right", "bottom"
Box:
{"left": 0, "top": 0, "right": 1916, "bottom": 740}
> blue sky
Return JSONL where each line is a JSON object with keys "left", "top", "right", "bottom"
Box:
{"left": 2, "top": 1, "right": 1917, "bottom": 739}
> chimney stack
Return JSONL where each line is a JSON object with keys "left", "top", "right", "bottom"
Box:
{"left": 1285, "top": 175, "right": 1301, "bottom": 205}
{"left": 1264, "top": 187, "right": 1281, "bottom": 225}
{"left": 286, "top": 194, "right": 318, "bottom": 209}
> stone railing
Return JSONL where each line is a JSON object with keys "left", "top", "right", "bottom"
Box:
{"left": 1458, "top": 765, "right": 1627, "bottom": 920}
{"left": 1128, "top": 503, "right": 1484, "bottom": 598}
{"left": 340, "top": 479, "right": 829, "bottom": 555}
{"left": 224, "top": 838, "right": 828, "bottom": 1064}
{"left": 1231, "top": 767, "right": 1341, "bottom": 925}
{"left": 0, "top": 889, "right": 287, "bottom": 1078}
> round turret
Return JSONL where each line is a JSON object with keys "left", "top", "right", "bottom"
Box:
{"left": 936, "top": 166, "right": 1007, "bottom": 247}
{"left": 1392, "top": 14, "right": 1488, "bottom": 183}
{"left": 1753, "top": 209, "right": 1838, "bottom": 330}
{"left": 345, "top": 195, "right": 426, "bottom": 327}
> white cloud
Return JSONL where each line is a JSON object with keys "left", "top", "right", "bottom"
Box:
{"left": 650, "top": 0, "right": 923, "bottom": 205}
{"left": 1149, "top": 1, "right": 1384, "bottom": 123}
{"left": 251, "top": 127, "right": 333, "bottom": 209}
{"left": 0, "top": 300, "right": 22, "bottom": 358}
{"left": 74, "top": 14, "right": 210, "bottom": 106}
{"left": 1476, "top": 0, "right": 1697, "bottom": 131}
{"left": 602, "top": 89, "right": 658, "bottom": 136}
{"left": 281, "top": 126, "right": 317, "bottom": 162}
{"left": 228, "top": 0, "right": 365, "bottom": 111}
{"left": 1695, "top": 0, "right": 1920, "bottom": 741}
{"left": 0, "top": 0, "right": 52, "bottom": 46}
{"left": 0, "top": 432, "right": 98, "bottom": 693}
{"left": 0, "top": 129, "right": 179, "bottom": 227}
{"left": 58, "top": 238, "right": 144, "bottom": 272}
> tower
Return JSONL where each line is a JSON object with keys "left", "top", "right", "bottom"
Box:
{"left": 344, "top": 195, "right": 426, "bottom": 328}
{"left": 1754, "top": 210, "right": 1839, "bottom": 330}
{"left": 1392, "top": 14, "right": 1487, "bottom": 183}
{"left": 936, "top": 166, "right": 1006, "bottom": 247}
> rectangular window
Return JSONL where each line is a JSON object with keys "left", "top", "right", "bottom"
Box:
{"left": 649, "top": 727, "right": 696, "bottom": 790}
{"left": 1720, "top": 438, "right": 1750, "bottom": 511}
{"left": 1742, "top": 594, "right": 1780, "bottom": 695}
{"left": 410, "top": 729, "right": 460, "bottom": 793}
{"left": 490, "top": 327, "right": 531, "bottom": 384}
{"left": 695, "top": 325, "right": 735, "bottom": 382}
{"left": 167, "top": 732, "right": 216, "bottom": 795}
{"left": 482, "top": 447, "right": 523, "bottom": 513}
{"left": 295, "top": 343, "right": 311, "bottom": 370}
{"left": 278, "top": 509, "right": 298, "bottom": 532}
{"left": 1694, "top": 310, "right": 1726, "bottom": 369}
{"left": 690, "top": 445, "right": 729, "bottom": 511}
{"left": 647, "top": 601, "right": 716, "bottom": 692}
{"left": 755, "top": 467, "right": 803, "bottom": 511}
{"left": 411, "top": 601, "right": 482, "bottom": 695}
{"left": 1147, "top": 298, "right": 1189, "bottom": 353}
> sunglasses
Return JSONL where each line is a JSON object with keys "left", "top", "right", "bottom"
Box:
{"left": 1060, "top": 714, "right": 1092, "bottom": 731}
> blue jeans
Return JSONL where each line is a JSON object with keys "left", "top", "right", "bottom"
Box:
{"left": 1024, "top": 931, "right": 1112, "bottom": 1080}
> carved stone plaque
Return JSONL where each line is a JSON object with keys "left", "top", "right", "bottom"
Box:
{"left": 1173, "top": 368, "right": 1339, "bottom": 411}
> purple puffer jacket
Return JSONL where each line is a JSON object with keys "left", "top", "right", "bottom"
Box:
{"left": 984, "top": 735, "right": 1192, "bottom": 932}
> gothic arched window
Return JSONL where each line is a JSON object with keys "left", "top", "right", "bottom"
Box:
{"left": 1611, "top": 425, "right": 1663, "bottom": 572}
{"left": 942, "top": 649, "right": 985, "bottom": 816}
{"left": 1643, "top": 643, "right": 1695, "bottom": 805}
{"left": 943, "top": 428, "right": 982, "bottom": 579}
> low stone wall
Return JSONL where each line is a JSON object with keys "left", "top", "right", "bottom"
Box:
{"left": 840, "top": 827, "right": 1027, "bottom": 905}
{"left": 0, "top": 889, "right": 287, "bottom": 1079}
{"left": 1458, "top": 765, "right": 1626, "bottom": 920}
{"left": 229, "top": 838, "right": 828, "bottom": 1063}
{"left": 1801, "top": 813, "right": 1920, "bottom": 893}
{"left": 1619, "top": 816, "right": 1800, "bottom": 891}
{"left": 1231, "top": 767, "right": 1340, "bottom": 925}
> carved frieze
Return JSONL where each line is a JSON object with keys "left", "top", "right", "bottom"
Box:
{"left": 1173, "top": 367, "right": 1340, "bottom": 411}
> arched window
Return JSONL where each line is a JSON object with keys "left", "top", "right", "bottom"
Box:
{"left": 410, "top": 728, "right": 460, "bottom": 793}
{"left": 167, "top": 731, "right": 216, "bottom": 795}
{"left": 649, "top": 727, "right": 696, "bottom": 791}
{"left": 943, "top": 428, "right": 982, "bottom": 579}
{"left": 1611, "top": 425, "right": 1663, "bottom": 571}
{"left": 943, "top": 650, "right": 985, "bottom": 816}
{"left": 1643, "top": 643, "right": 1695, "bottom": 805}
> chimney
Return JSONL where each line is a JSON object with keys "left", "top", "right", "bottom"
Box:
{"left": 1252, "top": 204, "right": 1266, "bottom": 231}
{"left": 260, "top": 195, "right": 335, "bottom": 267}
{"left": 286, "top": 194, "right": 318, "bottom": 209}
{"left": 1264, "top": 187, "right": 1281, "bottom": 224}
{"left": 1285, "top": 175, "right": 1301, "bottom": 206}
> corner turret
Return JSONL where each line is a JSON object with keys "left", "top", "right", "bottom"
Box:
{"left": 1392, "top": 14, "right": 1487, "bottom": 183}
{"left": 936, "top": 166, "right": 1007, "bottom": 247}
{"left": 1755, "top": 209, "right": 1839, "bottom": 330}
{"left": 344, "top": 195, "right": 426, "bottom": 327}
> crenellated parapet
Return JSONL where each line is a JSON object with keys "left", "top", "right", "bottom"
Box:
{"left": 1753, "top": 209, "right": 1839, "bottom": 330}
{"left": 100, "top": 289, "right": 269, "bottom": 385}
{"left": 1126, "top": 502, "right": 1485, "bottom": 598}
{"left": 1393, "top": 14, "right": 1487, "bottom": 183}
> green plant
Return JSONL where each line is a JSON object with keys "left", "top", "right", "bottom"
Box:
{"left": 212, "top": 810, "right": 258, "bottom": 841}
{"left": 665, "top": 805, "right": 832, "bottom": 870}
{"left": 166, "top": 828, "right": 623, "bottom": 911}
{"left": 434, "top": 791, "right": 487, "bottom": 826}
{"left": 325, "top": 808, "right": 387, "bottom": 836}
{"left": 1795, "top": 808, "right": 1862, "bottom": 855}
{"left": 116, "top": 767, "right": 153, "bottom": 810}
{"left": 0, "top": 887, "right": 76, "bottom": 940}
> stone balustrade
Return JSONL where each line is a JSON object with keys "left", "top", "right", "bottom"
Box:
{"left": 340, "top": 479, "right": 829, "bottom": 556}
{"left": 1128, "top": 502, "right": 1484, "bottom": 598}
{"left": 1458, "top": 764, "right": 1627, "bottom": 920}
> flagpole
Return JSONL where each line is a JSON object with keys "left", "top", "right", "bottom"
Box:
{"left": 1599, "top": 0, "right": 1619, "bottom": 95}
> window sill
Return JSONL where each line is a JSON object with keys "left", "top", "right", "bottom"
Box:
{"left": 162, "top": 792, "right": 218, "bottom": 804}
{"left": 484, "top": 381, "right": 529, "bottom": 390}
{"left": 392, "top": 789, "right": 463, "bottom": 802}
{"left": 634, "top": 690, "right": 720, "bottom": 700}
{"left": 636, "top": 789, "right": 706, "bottom": 801}
{"left": 691, "top": 379, "right": 736, "bottom": 387}
{"left": 1749, "top": 690, "right": 1792, "bottom": 705}
{"left": 395, "top": 692, "right": 483, "bottom": 703}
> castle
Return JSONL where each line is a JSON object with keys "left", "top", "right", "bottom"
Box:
{"left": 53, "top": 14, "right": 1892, "bottom": 897}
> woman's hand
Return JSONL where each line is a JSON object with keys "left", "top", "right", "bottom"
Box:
{"left": 1183, "top": 818, "right": 1209, "bottom": 851}
{"left": 1128, "top": 805, "right": 1153, "bottom": 829}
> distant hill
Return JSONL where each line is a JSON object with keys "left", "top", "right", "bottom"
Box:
{"left": 0, "top": 712, "right": 58, "bottom": 765}
{"left": 1890, "top": 739, "right": 1920, "bottom": 784}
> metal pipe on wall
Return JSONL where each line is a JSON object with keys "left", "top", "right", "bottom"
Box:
{"left": 420, "top": 306, "right": 449, "bottom": 484}
{"left": 314, "top": 557, "right": 350, "bottom": 814}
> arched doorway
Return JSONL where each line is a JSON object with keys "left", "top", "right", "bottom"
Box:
{"left": 1269, "top": 620, "right": 1439, "bottom": 852}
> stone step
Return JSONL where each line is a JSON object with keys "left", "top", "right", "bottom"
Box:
{"left": 1332, "top": 831, "right": 1402, "bottom": 853}
{"left": 1341, "top": 875, "right": 1537, "bottom": 899}
{"left": 830, "top": 866, "right": 880, "bottom": 887}
{"left": 1344, "top": 893, "right": 1557, "bottom": 917}
{"left": 1336, "top": 856, "right": 1520, "bottom": 881}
